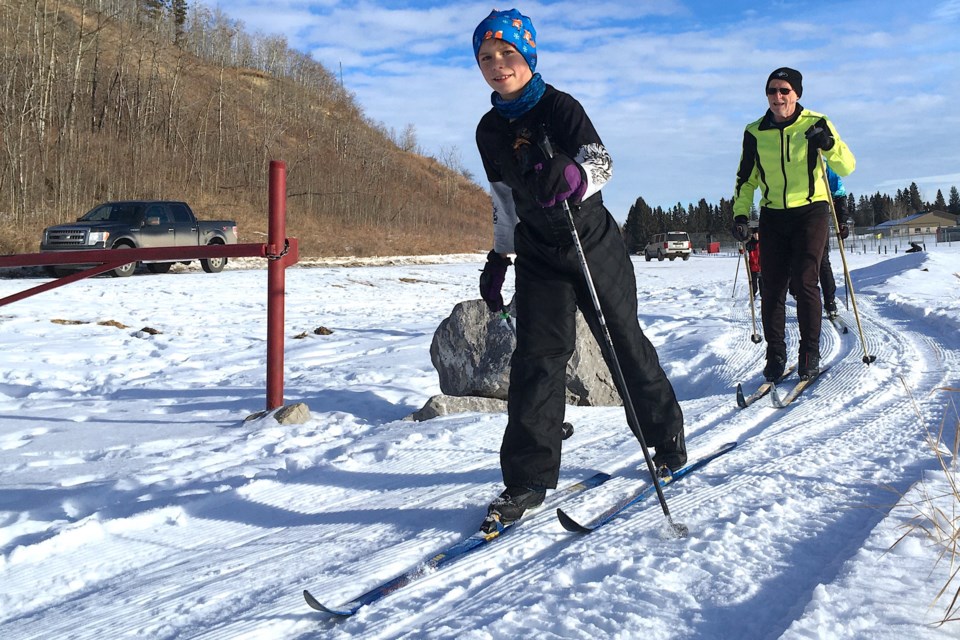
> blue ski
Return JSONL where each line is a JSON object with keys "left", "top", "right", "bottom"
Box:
{"left": 556, "top": 442, "right": 738, "bottom": 533}
{"left": 304, "top": 470, "right": 611, "bottom": 616}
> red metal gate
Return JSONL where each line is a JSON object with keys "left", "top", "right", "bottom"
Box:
{"left": 0, "top": 161, "right": 298, "bottom": 411}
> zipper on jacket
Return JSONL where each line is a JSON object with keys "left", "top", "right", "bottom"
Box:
{"left": 779, "top": 129, "right": 789, "bottom": 209}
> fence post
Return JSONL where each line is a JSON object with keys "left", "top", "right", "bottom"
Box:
{"left": 266, "top": 161, "right": 287, "bottom": 410}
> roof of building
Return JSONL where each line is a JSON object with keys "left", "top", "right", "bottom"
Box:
{"left": 872, "top": 210, "right": 957, "bottom": 229}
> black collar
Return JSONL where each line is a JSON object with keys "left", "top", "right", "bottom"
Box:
{"left": 759, "top": 104, "right": 804, "bottom": 130}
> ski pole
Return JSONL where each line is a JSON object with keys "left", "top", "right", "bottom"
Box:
{"left": 740, "top": 242, "right": 762, "bottom": 344}
{"left": 538, "top": 130, "right": 687, "bottom": 538}
{"left": 731, "top": 247, "right": 742, "bottom": 298}
{"left": 818, "top": 150, "right": 876, "bottom": 365}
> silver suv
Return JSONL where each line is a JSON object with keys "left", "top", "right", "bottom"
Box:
{"left": 644, "top": 232, "right": 691, "bottom": 261}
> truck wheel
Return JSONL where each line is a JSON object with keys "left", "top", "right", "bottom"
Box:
{"left": 657, "top": 251, "right": 665, "bottom": 262}
{"left": 44, "top": 266, "right": 67, "bottom": 277}
{"left": 110, "top": 246, "right": 137, "bottom": 278}
{"left": 201, "top": 256, "right": 227, "bottom": 273}
{"left": 146, "top": 262, "right": 173, "bottom": 274}
{"left": 644, "top": 253, "right": 652, "bottom": 262}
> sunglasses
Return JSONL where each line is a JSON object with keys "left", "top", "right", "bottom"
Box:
{"left": 766, "top": 87, "right": 793, "bottom": 96}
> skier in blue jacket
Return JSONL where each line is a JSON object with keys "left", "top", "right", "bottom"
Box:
{"left": 792, "top": 165, "right": 849, "bottom": 317}
{"left": 821, "top": 166, "right": 850, "bottom": 317}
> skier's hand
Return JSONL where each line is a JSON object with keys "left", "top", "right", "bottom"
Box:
{"left": 532, "top": 153, "right": 586, "bottom": 208}
{"left": 805, "top": 125, "right": 835, "bottom": 152}
{"left": 479, "top": 250, "right": 512, "bottom": 312}
{"left": 730, "top": 215, "right": 751, "bottom": 242}
{"left": 839, "top": 224, "right": 850, "bottom": 240}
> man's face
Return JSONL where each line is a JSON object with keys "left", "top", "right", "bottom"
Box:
{"left": 766, "top": 80, "right": 798, "bottom": 122}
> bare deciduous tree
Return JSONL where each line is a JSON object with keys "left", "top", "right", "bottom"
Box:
{"left": 0, "top": 0, "right": 490, "bottom": 257}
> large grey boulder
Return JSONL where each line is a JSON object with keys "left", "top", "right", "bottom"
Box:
{"left": 428, "top": 299, "right": 620, "bottom": 408}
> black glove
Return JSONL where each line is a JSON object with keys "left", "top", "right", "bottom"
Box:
{"left": 805, "top": 125, "right": 835, "bottom": 152}
{"left": 833, "top": 196, "right": 847, "bottom": 218}
{"left": 479, "top": 250, "right": 512, "bottom": 312}
{"left": 839, "top": 224, "right": 850, "bottom": 240}
{"left": 532, "top": 153, "right": 586, "bottom": 208}
{"left": 730, "top": 215, "right": 751, "bottom": 242}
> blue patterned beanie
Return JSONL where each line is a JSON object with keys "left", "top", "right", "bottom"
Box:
{"left": 472, "top": 8, "right": 537, "bottom": 71}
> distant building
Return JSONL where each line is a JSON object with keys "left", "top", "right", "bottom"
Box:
{"left": 872, "top": 210, "right": 958, "bottom": 237}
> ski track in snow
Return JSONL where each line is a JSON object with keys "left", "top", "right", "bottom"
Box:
{"left": 0, "top": 250, "right": 957, "bottom": 639}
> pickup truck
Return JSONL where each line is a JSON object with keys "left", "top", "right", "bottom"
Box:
{"left": 40, "top": 200, "right": 238, "bottom": 277}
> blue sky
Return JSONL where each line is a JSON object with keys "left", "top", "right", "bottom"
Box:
{"left": 204, "top": 1, "right": 960, "bottom": 220}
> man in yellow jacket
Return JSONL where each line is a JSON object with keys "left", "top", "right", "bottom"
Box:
{"left": 731, "top": 67, "right": 855, "bottom": 381}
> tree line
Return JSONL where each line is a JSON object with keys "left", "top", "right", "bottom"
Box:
{"left": 0, "top": 0, "right": 489, "bottom": 256}
{"left": 622, "top": 182, "right": 960, "bottom": 253}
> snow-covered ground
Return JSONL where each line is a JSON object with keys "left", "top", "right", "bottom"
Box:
{"left": 0, "top": 243, "right": 958, "bottom": 639}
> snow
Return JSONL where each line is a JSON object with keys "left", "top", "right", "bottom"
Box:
{"left": 1, "top": 242, "right": 958, "bottom": 639}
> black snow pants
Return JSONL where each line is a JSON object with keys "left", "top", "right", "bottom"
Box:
{"left": 758, "top": 202, "right": 830, "bottom": 365}
{"left": 819, "top": 238, "right": 837, "bottom": 305}
{"left": 501, "top": 200, "right": 684, "bottom": 490}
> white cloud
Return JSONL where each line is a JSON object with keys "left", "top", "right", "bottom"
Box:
{"left": 200, "top": 0, "right": 960, "bottom": 218}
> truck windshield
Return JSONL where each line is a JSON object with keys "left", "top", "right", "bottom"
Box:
{"left": 81, "top": 204, "right": 144, "bottom": 224}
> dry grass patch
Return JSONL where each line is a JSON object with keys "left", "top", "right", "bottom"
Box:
{"left": 889, "top": 384, "right": 960, "bottom": 626}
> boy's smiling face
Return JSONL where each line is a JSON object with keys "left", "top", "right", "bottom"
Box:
{"left": 477, "top": 38, "right": 533, "bottom": 101}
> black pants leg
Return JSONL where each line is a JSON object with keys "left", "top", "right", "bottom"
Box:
{"left": 573, "top": 212, "right": 683, "bottom": 447}
{"left": 503, "top": 240, "right": 577, "bottom": 490}
{"left": 502, "top": 207, "right": 683, "bottom": 489}
{"left": 758, "top": 204, "right": 829, "bottom": 362}
{"left": 819, "top": 238, "right": 836, "bottom": 304}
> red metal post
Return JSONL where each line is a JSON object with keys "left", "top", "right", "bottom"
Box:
{"left": 266, "top": 160, "right": 287, "bottom": 410}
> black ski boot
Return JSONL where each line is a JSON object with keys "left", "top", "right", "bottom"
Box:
{"left": 798, "top": 351, "right": 821, "bottom": 381}
{"left": 763, "top": 354, "right": 787, "bottom": 381}
{"left": 653, "top": 429, "right": 687, "bottom": 477}
{"left": 824, "top": 299, "right": 838, "bottom": 319}
{"left": 480, "top": 486, "right": 546, "bottom": 534}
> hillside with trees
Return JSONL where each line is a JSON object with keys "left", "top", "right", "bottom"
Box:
{"left": 0, "top": 0, "right": 490, "bottom": 257}
{"left": 4, "top": 0, "right": 958, "bottom": 260}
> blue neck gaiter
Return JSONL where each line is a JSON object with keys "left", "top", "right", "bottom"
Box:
{"left": 492, "top": 73, "right": 546, "bottom": 119}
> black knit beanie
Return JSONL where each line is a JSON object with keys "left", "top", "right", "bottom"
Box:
{"left": 767, "top": 67, "right": 802, "bottom": 98}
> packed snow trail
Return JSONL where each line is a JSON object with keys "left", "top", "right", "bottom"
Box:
{"left": 0, "top": 250, "right": 956, "bottom": 639}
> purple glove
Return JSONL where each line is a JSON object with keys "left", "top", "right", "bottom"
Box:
{"left": 533, "top": 154, "right": 586, "bottom": 208}
{"left": 479, "top": 250, "right": 511, "bottom": 312}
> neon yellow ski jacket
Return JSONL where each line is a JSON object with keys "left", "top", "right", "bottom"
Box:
{"left": 733, "top": 106, "right": 855, "bottom": 217}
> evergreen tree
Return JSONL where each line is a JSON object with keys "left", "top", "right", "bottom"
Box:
{"left": 856, "top": 195, "right": 872, "bottom": 227}
{"left": 933, "top": 189, "right": 947, "bottom": 211}
{"left": 872, "top": 192, "right": 892, "bottom": 225}
{"left": 622, "top": 197, "right": 655, "bottom": 253}
{"left": 717, "top": 198, "right": 734, "bottom": 234}
{"left": 172, "top": 0, "right": 188, "bottom": 42}
{"left": 949, "top": 186, "right": 960, "bottom": 216}
{"left": 908, "top": 182, "right": 923, "bottom": 212}
{"left": 845, "top": 194, "right": 856, "bottom": 223}
{"left": 141, "top": 0, "right": 166, "bottom": 21}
